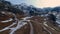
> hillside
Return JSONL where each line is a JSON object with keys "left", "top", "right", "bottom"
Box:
{"left": 0, "top": 11, "right": 60, "bottom": 34}
{"left": 0, "top": 0, "right": 60, "bottom": 34}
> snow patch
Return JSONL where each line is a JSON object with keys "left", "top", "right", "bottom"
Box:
{"left": 43, "top": 22, "right": 48, "bottom": 27}
{"left": 1, "top": 18, "right": 13, "bottom": 23}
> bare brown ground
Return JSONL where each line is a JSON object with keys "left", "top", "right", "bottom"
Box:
{"left": 0, "top": 12, "right": 60, "bottom": 34}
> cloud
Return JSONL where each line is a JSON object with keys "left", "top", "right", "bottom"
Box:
{"left": 34, "top": 0, "right": 60, "bottom": 8}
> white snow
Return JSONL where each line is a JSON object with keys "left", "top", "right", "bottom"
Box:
{"left": 10, "top": 21, "right": 27, "bottom": 34}
{"left": 1, "top": 11, "right": 5, "bottom": 14}
{"left": 43, "top": 22, "right": 48, "bottom": 27}
{"left": 44, "top": 19, "right": 47, "bottom": 20}
{"left": 43, "top": 22, "right": 55, "bottom": 30}
{"left": 0, "top": 23, "right": 16, "bottom": 32}
{"left": 10, "top": 17, "right": 33, "bottom": 34}
{"left": 1, "top": 18, "right": 13, "bottom": 23}
{"left": 56, "top": 20, "right": 60, "bottom": 24}
{"left": 0, "top": 11, "right": 33, "bottom": 34}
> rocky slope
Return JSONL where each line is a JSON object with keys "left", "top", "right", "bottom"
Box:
{"left": 0, "top": 11, "right": 60, "bottom": 34}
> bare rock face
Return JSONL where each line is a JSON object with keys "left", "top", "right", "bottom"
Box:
{"left": 0, "top": 11, "right": 60, "bottom": 34}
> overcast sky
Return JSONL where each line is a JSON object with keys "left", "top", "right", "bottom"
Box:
{"left": 6, "top": 0, "right": 60, "bottom": 8}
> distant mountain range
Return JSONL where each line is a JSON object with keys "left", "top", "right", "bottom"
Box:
{"left": 0, "top": 0, "right": 60, "bottom": 16}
